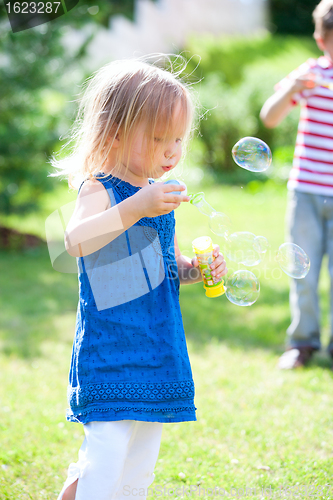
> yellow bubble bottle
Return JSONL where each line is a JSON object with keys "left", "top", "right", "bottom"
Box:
{"left": 192, "top": 236, "right": 225, "bottom": 298}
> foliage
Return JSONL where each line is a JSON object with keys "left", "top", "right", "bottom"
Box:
{"left": 0, "top": 24, "right": 72, "bottom": 215}
{"left": 184, "top": 34, "right": 320, "bottom": 183}
{"left": 185, "top": 34, "right": 319, "bottom": 86}
{"left": 0, "top": 2, "right": 324, "bottom": 218}
{"left": 269, "top": 0, "right": 318, "bottom": 35}
{"left": 0, "top": 0, "right": 137, "bottom": 25}
{"left": 0, "top": 0, "right": 138, "bottom": 217}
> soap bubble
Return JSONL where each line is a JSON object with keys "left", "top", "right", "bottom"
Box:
{"left": 225, "top": 232, "right": 261, "bottom": 266}
{"left": 225, "top": 270, "right": 260, "bottom": 306}
{"left": 232, "top": 137, "right": 272, "bottom": 172}
{"left": 190, "top": 192, "right": 215, "bottom": 217}
{"left": 276, "top": 243, "right": 310, "bottom": 279}
{"left": 254, "top": 235, "right": 270, "bottom": 254}
{"left": 209, "top": 212, "right": 232, "bottom": 238}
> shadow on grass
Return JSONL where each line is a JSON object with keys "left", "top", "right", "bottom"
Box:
{"left": 311, "top": 351, "right": 332, "bottom": 370}
{"left": 181, "top": 282, "right": 333, "bottom": 371}
{"left": 2, "top": 246, "right": 330, "bottom": 370}
{"left": 0, "top": 247, "right": 78, "bottom": 358}
{"left": 1, "top": 245, "right": 289, "bottom": 358}
{"left": 180, "top": 280, "right": 290, "bottom": 355}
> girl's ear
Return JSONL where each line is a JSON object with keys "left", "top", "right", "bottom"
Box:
{"left": 314, "top": 32, "right": 326, "bottom": 52}
{"left": 113, "top": 132, "right": 120, "bottom": 149}
{"left": 107, "top": 126, "right": 121, "bottom": 149}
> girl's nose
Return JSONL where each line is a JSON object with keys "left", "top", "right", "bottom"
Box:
{"left": 164, "top": 144, "right": 178, "bottom": 159}
{"left": 165, "top": 149, "right": 175, "bottom": 159}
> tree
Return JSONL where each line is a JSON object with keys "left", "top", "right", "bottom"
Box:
{"left": 269, "top": 0, "right": 318, "bottom": 35}
{"left": 0, "top": 0, "right": 137, "bottom": 216}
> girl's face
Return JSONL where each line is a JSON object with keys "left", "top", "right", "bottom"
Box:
{"left": 118, "top": 101, "right": 186, "bottom": 186}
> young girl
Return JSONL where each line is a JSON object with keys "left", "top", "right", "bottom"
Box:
{"left": 52, "top": 56, "right": 227, "bottom": 500}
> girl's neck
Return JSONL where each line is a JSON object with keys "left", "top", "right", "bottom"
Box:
{"left": 101, "top": 162, "right": 150, "bottom": 188}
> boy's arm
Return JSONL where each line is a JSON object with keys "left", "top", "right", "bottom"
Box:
{"left": 260, "top": 86, "right": 296, "bottom": 129}
{"left": 260, "top": 74, "right": 316, "bottom": 129}
{"left": 174, "top": 234, "right": 227, "bottom": 285}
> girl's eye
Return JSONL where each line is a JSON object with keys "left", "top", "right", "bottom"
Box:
{"left": 154, "top": 137, "right": 182, "bottom": 143}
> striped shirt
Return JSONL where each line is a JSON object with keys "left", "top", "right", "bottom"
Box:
{"left": 276, "top": 56, "right": 333, "bottom": 196}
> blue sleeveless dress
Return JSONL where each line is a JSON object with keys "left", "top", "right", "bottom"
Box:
{"left": 66, "top": 173, "right": 196, "bottom": 424}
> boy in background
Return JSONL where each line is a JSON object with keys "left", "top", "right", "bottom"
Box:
{"left": 260, "top": 0, "right": 333, "bottom": 369}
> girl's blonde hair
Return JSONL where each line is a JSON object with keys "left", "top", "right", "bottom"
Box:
{"left": 50, "top": 55, "right": 195, "bottom": 189}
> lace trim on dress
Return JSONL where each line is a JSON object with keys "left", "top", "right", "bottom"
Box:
{"left": 68, "top": 380, "right": 194, "bottom": 410}
{"left": 68, "top": 405, "right": 196, "bottom": 416}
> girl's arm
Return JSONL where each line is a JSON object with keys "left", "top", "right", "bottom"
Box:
{"left": 174, "top": 234, "right": 228, "bottom": 285}
{"left": 260, "top": 75, "right": 315, "bottom": 128}
{"left": 65, "top": 180, "right": 140, "bottom": 257}
{"left": 65, "top": 180, "right": 189, "bottom": 257}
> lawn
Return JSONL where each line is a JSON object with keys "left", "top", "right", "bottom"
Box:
{"left": 0, "top": 180, "right": 333, "bottom": 500}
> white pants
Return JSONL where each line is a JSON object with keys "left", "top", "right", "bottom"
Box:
{"left": 57, "top": 421, "right": 163, "bottom": 500}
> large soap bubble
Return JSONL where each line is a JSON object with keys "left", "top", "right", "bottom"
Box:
{"left": 253, "top": 235, "right": 270, "bottom": 254}
{"left": 276, "top": 243, "right": 310, "bottom": 279}
{"left": 232, "top": 137, "right": 272, "bottom": 172}
{"left": 209, "top": 212, "right": 232, "bottom": 239}
{"left": 225, "top": 232, "right": 262, "bottom": 267}
{"left": 225, "top": 270, "right": 260, "bottom": 306}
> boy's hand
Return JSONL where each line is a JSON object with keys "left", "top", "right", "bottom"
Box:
{"left": 260, "top": 70, "right": 317, "bottom": 129}
{"left": 191, "top": 244, "right": 228, "bottom": 278}
{"left": 289, "top": 73, "right": 317, "bottom": 94}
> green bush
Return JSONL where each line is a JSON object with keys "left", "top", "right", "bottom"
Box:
{"left": 270, "top": 0, "right": 318, "bottom": 35}
{"left": 0, "top": 0, "right": 141, "bottom": 218}
{"left": 184, "top": 34, "right": 320, "bottom": 183}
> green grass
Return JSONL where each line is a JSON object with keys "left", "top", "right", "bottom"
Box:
{"left": 1, "top": 181, "right": 333, "bottom": 500}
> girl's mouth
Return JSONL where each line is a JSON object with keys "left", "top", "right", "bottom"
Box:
{"left": 162, "top": 165, "right": 173, "bottom": 171}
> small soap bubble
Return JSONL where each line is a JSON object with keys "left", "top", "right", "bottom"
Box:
{"left": 232, "top": 137, "right": 272, "bottom": 172}
{"left": 225, "top": 270, "right": 260, "bottom": 307}
{"left": 226, "top": 232, "right": 261, "bottom": 267}
{"left": 209, "top": 212, "right": 232, "bottom": 239}
{"left": 276, "top": 243, "right": 310, "bottom": 279}
{"left": 254, "top": 235, "right": 270, "bottom": 254}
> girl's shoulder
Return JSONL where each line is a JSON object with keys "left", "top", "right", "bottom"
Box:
{"left": 77, "top": 177, "right": 111, "bottom": 211}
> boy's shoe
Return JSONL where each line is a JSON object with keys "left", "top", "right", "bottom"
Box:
{"left": 277, "top": 347, "right": 315, "bottom": 370}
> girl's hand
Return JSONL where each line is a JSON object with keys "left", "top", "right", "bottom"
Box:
{"left": 191, "top": 244, "right": 228, "bottom": 278}
{"left": 135, "top": 182, "right": 190, "bottom": 218}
